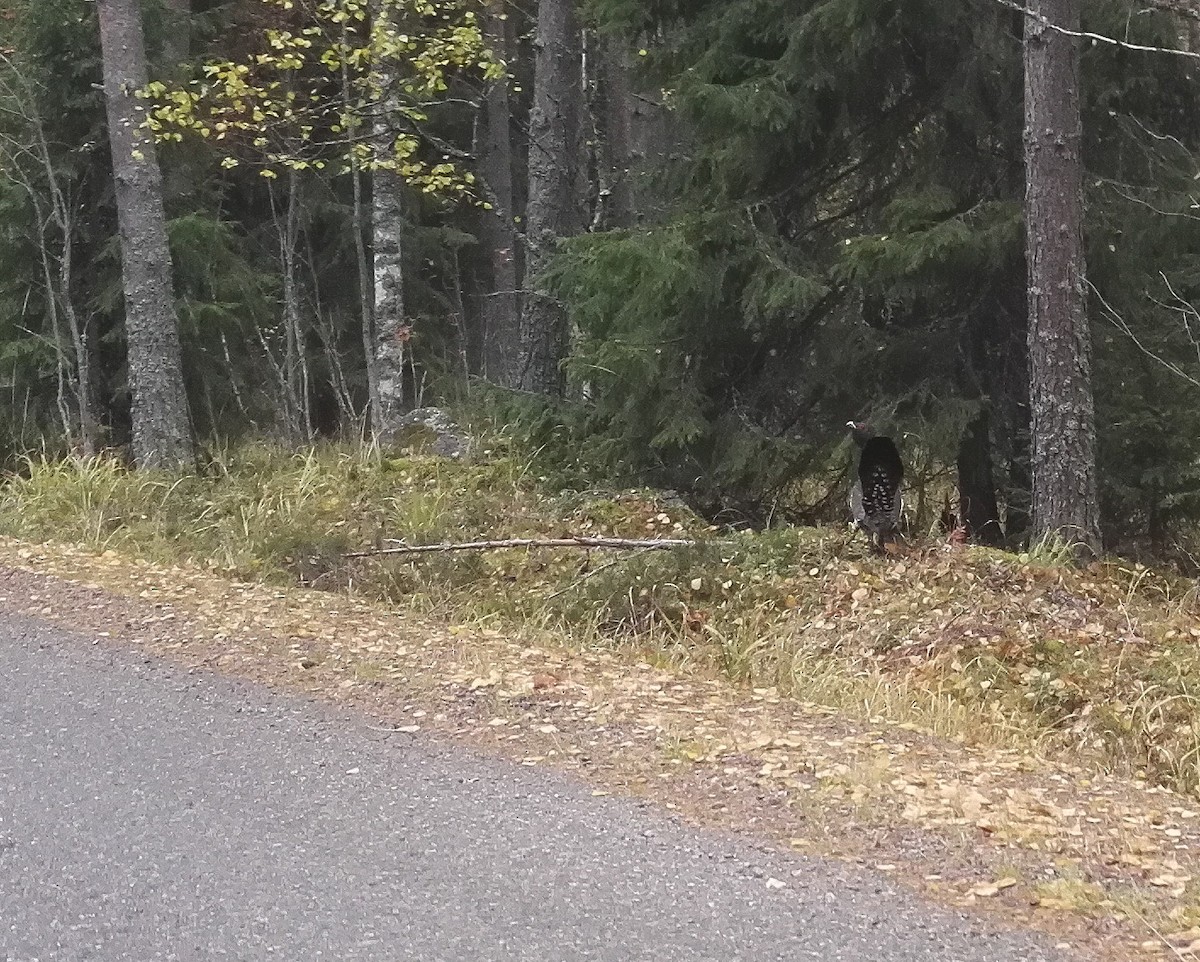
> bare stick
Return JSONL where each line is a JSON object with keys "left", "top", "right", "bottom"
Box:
{"left": 346, "top": 536, "right": 697, "bottom": 558}
{"left": 992, "top": 0, "right": 1200, "bottom": 59}
{"left": 1090, "top": 279, "right": 1200, "bottom": 391}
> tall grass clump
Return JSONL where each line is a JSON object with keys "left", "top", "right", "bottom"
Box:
{"left": 0, "top": 445, "right": 540, "bottom": 580}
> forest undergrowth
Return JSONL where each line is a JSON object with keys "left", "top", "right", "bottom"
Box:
{"left": 3, "top": 440, "right": 1200, "bottom": 800}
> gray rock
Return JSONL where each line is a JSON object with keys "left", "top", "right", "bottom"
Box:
{"left": 392, "top": 406, "right": 471, "bottom": 459}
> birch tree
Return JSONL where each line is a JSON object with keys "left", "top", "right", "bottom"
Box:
{"left": 370, "top": 0, "right": 411, "bottom": 444}
{"left": 147, "top": 0, "right": 501, "bottom": 440}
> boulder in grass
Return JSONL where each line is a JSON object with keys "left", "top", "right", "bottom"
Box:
{"left": 392, "top": 407, "right": 471, "bottom": 460}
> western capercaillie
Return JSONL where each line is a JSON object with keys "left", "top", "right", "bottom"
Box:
{"left": 847, "top": 420, "right": 904, "bottom": 552}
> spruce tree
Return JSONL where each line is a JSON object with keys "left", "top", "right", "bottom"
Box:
{"left": 554, "top": 0, "right": 1200, "bottom": 540}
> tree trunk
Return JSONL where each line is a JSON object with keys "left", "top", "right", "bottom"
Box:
{"left": 96, "top": 0, "right": 193, "bottom": 470}
{"left": 371, "top": 1, "right": 410, "bottom": 443}
{"left": 160, "top": 0, "right": 190, "bottom": 70}
{"left": 339, "top": 28, "right": 378, "bottom": 433}
{"left": 372, "top": 168, "right": 409, "bottom": 442}
{"left": 590, "top": 34, "right": 635, "bottom": 230}
{"left": 1022, "top": 0, "right": 1100, "bottom": 559}
{"left": 275, "top": 169, "right": 312, "bottom": 442}
{"left": 518, "top": 0, "right": 585, "bottom": 396}
{"left": 1006, "top": 412, "right": 1033, "bottom": 548}
{"left": 957, "top": 409, "right": 1004, "bottom": 546}
{"left": 479, "top": 0, "right": 522, "bottom": 387}
{"left": 956, "top": 307, "right": 1004, "bottom": 547}
{"left": 351, "top": 150, "right": 378, "bottom": 431}
{"left": 369, "top": 166, "right": 408, "bottom": 441}
{"left": 627, "top": 37, "right": 683, "bottom": 228}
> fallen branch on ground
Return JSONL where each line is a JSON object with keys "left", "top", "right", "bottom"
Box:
{"left": 344, "top": 536, "right": 698, "bottom": 558}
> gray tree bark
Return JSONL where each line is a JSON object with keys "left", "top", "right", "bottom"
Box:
{"left": 957, "top": 410, "right": 1003, "bottom": 546}
{"left": 275, "top": 170, "right": 312, "bottom": 442}
{"left": 336, "top": 25, "right": 378, "bottom": 434}
{"left": 160, "top": 0, "right": 191, "bottom": 70}
{"left": 590, "top": 34, "right": 635, "bottom": 231}
{"left": 97, "top": 0, "right": 193, "bottom": 469}
{"left": 517, "top": 0, "right": 585, "bottom": 396}
{"left": 479, "top": 0, "right": 522, "bottom": 387}
{"left": 350, "top": 148, "right": 379, "bottom": 430}
{"left": 626, "top": 40, "right": 683, "bottom": 229}
{"left": 1023, "top": 0, "right": 1101, "bottom": 560}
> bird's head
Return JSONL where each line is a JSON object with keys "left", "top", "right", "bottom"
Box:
{"left": 846, "top": 420, "right": 875, "bottom": 445}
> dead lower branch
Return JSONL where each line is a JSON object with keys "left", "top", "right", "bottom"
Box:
{"left": 345, "top": 536, "right": 698, "bottom": 558}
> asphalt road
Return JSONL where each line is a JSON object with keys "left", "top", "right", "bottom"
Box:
{"left": 0, "top": 614, "right": 1069, "bottom": 962}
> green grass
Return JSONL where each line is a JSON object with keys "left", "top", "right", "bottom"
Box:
{"left": 4, "top": 442, "right": 1200, "bottom": 797}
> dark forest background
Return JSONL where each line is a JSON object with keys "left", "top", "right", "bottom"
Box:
{"left": 4, "top": 0, "right": 1200, "bottom": 560}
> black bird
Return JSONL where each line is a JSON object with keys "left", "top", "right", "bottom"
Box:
{"left": 847, "top": 420, "right": 904, "bottom": 552}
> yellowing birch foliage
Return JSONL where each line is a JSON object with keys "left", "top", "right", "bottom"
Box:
{"left": 144, "top": 0, "right": 503, "bottom": 195}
